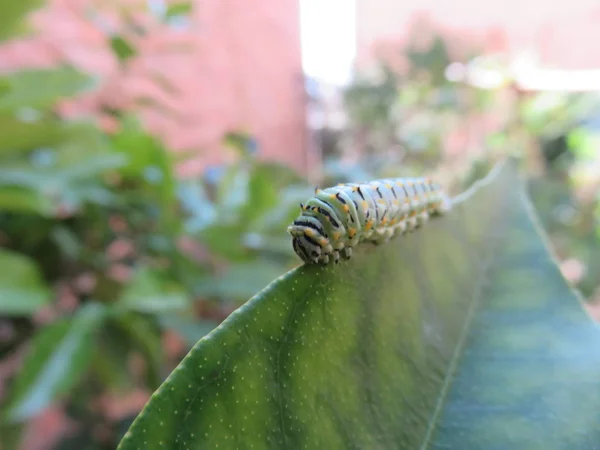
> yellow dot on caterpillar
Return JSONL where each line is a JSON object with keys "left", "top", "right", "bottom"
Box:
{"left": 381, "top": 218, "right": 388, "bottom": 225}
{"left": 396, "top": 181, "right": 404, "bottom": 186}
{"left": 343, "top": 205, "right": 349, "bottom": 212}
{"left": 348, "top": 227, "right": 357, "bottom": 238}
{"left": 361, "top": 201, "right": 368, "bottom": 209}
{"left": 304, "top": 228, "right": 315, "bottom": 236}
{"left": 377, "top": 199, "right": 385, "bottom": 204}
{"left": 365, "top": 220, "right": 374, "bottom": 231}
{"left": 385, "top": 183, "right": 392, "bottom": 188}
{"left": 319, "top": 237, "right": 328, "bottom": 246}
{"left": 332, "top": 231, "right": 341, "bottom": 241}
{"left": 330, "top": 194, "right": 336, "bottom": 199}
{"left": 393, "top": 199, "right": 400, "bottom": 205}
{"left": 404, "top": 199, "right": 410, "bottom": 204}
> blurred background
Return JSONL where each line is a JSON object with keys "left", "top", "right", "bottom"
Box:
{"left": 0, "top": 0, "right": 599, "bottom": 448}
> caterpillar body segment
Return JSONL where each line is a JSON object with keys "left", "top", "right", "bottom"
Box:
{"left": 287, "top": 176, "right": 451, "bottom": 265}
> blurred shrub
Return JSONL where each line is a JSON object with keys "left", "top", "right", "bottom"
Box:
{"left": 325, "top": 26, "right": 600, "bottom": 301}
{"left": 0, "top": 2, "right": 311, "bottom": 448}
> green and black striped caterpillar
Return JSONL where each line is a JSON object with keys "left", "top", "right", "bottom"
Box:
{"left": 287, "top": 177, "right": 451, "bottom": 265}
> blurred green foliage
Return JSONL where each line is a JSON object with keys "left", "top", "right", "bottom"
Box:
{"left": 334, "top": 30, "right": 600, "bottom": 301}
{"left": 0, "top": 2, "right": 311, "bottom": 448}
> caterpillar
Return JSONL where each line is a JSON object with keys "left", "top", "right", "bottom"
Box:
{"left": 287, "top": 177, "right": 451, "bottom": 265}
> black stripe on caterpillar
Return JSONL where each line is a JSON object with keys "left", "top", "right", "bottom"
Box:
{"left": 287, "top": 177, "right": 451, "bottom": 265}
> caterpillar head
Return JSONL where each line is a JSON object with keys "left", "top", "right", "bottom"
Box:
{"left": 291, "top": 235, "right": 322, "bottom": 264}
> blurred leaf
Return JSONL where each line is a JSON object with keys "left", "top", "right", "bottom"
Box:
{"left": 92, "top": 333, "right": 133, "bottom": 391}
{"left": 165, "top": 2, "right": 193, "bottom": 18}
{"left": 118, "top": 267, "right": 190, "bottom": 313}
{"left": 0, "top": 421, "right": 25, "bottom": 450}
{"left": 406, "top": 35, "right": 451, "bottom": 85}
{"left": 178, "top": 180, "right": 217, "bottom": 232}
{"left": 159, "top": 315, "right": 219, "bottom": 347}
{"left": 50, "top": 226, "right": 81, "bottom": 259}
{"left": 197, "top": 223, "right": 247, "bottom": 260}
{"left": 4, "top": 303, "right": 106, "bottom": 422}
{"left": 239, "top": 163, "right": 303, "bottom": 226}
{"left": 0, "top": 0, "right": 44, "bottom": 42}
{"left": 0, "top": 115, "right": 68, "bottom": 154}
{"left": 0, "top": 67, "right": 95, "bottom": 112}
{"left": 242, "top": 232, "right": 295, "bottom": 258}
{"left": 112, "top": 313, "right": 164, "bottom": 389}
{"left": 0, "top": 187, "right": 53, "bottom": 214}
{"left": 251, "top": 184, "right": 313, "bottom": 233}
{"left": 119, "top": 161, "right": 600, "bottom": 449}
{"left": 0, "top": 125, "right": 126, "bottom": 211}
{"left": 214, "top": 164, "right": 250, "bottom": 219}
{"left": 195, "top": 261, "right": 286, "bottom": 300}
{"left": 111, "top": 117, "right": 177, "bottom": 207}
{"left": 567, "top": 128, "right": 600, "bottom": 161}
{"left": 110, "top": 36, "right": 137, "bottom": 63}
{"left": 223, "top": 131, "right": 256, "bottom": 158}
{"left": 0, "top": 249, "right": 51, "bottom": 316}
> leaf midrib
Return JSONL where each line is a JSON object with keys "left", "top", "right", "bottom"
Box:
{"left": 420, "top": 189, "right": 510, "bottom": 449}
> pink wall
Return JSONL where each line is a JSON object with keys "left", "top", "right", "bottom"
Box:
{"left": 0, "top": 0, "right": 308, "bottom": 177}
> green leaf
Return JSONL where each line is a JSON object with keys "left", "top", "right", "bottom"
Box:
{"left": 111, "top": 117, "right": 177, "bottom": 206}
{"left": 111, "top": 313, "right": 164, "bottom": 390}
{"left": 118, "top": 267, "right": 190, "bottom": 313}
{"left": 0, "top": 187, "right": 54, "bottom": 214}
{"left": 110, "top": 36, "right": 137, "bottom": 63}
{"left": 165, "top": 2, "right": 193, "bottom": 19}
{"left": 0, "top": 0, "right": 44, "bottom": 42}
{"left": 0, "top": 114, "right": 68, "bottom": 154}
{"left": 0, "top": 67, "right": 95, "bottom": 112}
{"left": 0, "top": 249, "right": 51, "bottom": 316}
{"left": 118, "top": 161, "right": 600, "bottom": 449}
{"left": 4, "top": 303, "right": 106, "bottom": 422}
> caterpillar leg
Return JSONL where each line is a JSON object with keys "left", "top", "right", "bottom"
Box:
{"left": 415, "top": 211, "right": 429, "bottom": 228}
{"left": 341, "top": 247, "right": 352, "bottom": 260}
{"left": 331, "top": 250, "right": 340, "bottom": 264}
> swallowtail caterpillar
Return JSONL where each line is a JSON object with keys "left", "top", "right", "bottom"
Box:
{"left": 287, "top": 177, "right": 451, "bottom": 265}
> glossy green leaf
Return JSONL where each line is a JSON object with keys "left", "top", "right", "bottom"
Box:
{"left": 0, "top": 249, "right": 51, "bottom": 316}
{"left": 0, "top": 67, "right": 95, "bottom": 112}
{"left": 118, "top": 267, "right": 190, "bottom": 313}
{"left": 4, "top": 303, "right": 106, "bottom": 422}
{"left": 0, "top": 0, "right": 43, "bottom": 41}
{"left": 118, "top": 162, "right": 600, "bottom": 449}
